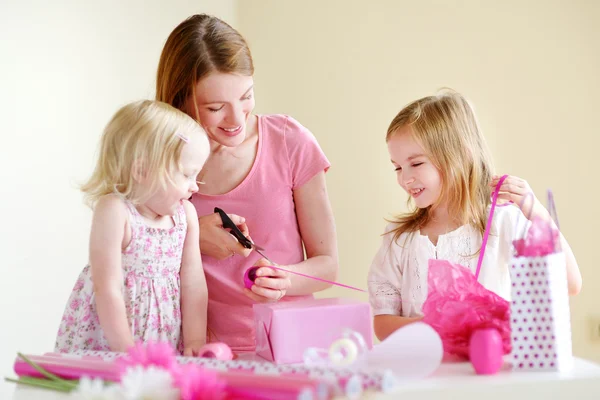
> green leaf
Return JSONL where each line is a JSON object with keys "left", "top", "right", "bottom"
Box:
{"left": 5, "top": 376, "right": 75, "bottom": 393}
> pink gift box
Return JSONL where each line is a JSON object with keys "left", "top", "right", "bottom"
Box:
{"left": 253, "top": 297, "right": 373, "bottom": 364}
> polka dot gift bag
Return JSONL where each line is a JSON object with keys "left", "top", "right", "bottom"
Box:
{"left": 509, "top": 191, "right": 573, "bottom": 372}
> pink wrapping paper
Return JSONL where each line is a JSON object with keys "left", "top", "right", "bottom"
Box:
{"left": 253, "top": 297, "right": 373, "bottom": 365}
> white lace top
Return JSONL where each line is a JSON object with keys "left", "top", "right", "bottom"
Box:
{"left": 367, "top": 205, "right": 528, "bottom": 317}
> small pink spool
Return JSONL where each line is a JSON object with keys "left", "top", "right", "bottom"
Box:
{"left": 198, "top": 343, "right": 234, "bottom": 361}
{"left": 243, "top": 266, "right": 260, "bottom": 289}
{"left": 469, "top": 328, "right": 504, "bottom": 375}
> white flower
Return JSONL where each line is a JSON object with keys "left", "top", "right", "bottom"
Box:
{"left": 119, "top": 365, "right": 179, "bottom": 400}
{"left": 70, "top": 376, "right": 122, "bottom": 400}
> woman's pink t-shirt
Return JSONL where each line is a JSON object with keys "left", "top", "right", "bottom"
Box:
{"left": 190, "top": 114, "right": 331, "bottom": 352}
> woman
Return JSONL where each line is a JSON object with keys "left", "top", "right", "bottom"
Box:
{"left": 155, "top": 14, "right": 338, "bottom": 352}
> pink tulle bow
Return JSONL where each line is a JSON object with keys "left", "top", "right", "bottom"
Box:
{"left": 117, "top": 341, "right": 226, "bottom": 400}
{"left": 116, "top": 340, "right": 178, "bottom": 374}
{"left": 513, "top": 216, "right": 560, "bottom": 257}
{"left": 422, "top": 260, "right": 511, "bottom": 359}
{"left": 172, "top": 363, "right": 226, "bottom": 400}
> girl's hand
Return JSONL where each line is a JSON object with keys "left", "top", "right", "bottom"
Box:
{"left": 198, "top": 212, "right": 253, "bottom": 259}
{"left": 183, "top": 340, "right": 206, "bottom": 357}
{"left": 490, "top": 175, "right": 550, "bottom": 221}
{"left": 243, "top": 258, "right": 292, "bottom": 302}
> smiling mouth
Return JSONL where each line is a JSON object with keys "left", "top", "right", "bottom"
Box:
{"left": 410, "top": 188, "right": 424, "bottom": 196}
{"left": 220, "top": 126, "right": 242, "bottom": 134}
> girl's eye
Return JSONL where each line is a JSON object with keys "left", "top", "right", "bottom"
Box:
{"left": 208, "top": 106, "right": 224, "bottom": 113}
{"left": 412, "top": 162, "right": 423, "bottom": 167}
{"left": 394, "top": 167, "right": 402, "bottom": 171}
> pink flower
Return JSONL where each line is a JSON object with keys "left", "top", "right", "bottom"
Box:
{"left": 70, "top": 298, "right": 81, "bottom": 311}
{"left": 82, "top": 310, "right": 91, "bottom": 322}
{"left": 117, "top": 341, "right": 178, "bottom": 375}
{"left": 73, "top": 279, "right": 84, "bottom": 291}
{"left": 65, "top": 315, "right": 76, "bottom": 327}
{"left": 173, "top": 363, "right": 226, "bottom": 400}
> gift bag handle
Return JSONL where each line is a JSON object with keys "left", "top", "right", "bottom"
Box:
{"left": 475, "top": 174, "right": 508, "bottom": 279}
{"left": 547, "top": 190, "right": 560, "bottom": 230}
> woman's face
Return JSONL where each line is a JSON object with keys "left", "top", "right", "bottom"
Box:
{"left": 187, "top": 72, "right": 255, "bottom": 148}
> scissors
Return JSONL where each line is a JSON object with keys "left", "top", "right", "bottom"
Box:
{"left": 215, "top": 208, "right": 368, "bottom": 293}
{"left": 214, "top": 207, "right": 275, "bottom": 265}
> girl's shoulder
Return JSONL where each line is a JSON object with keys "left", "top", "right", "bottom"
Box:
{"left": 491, "top": 203, "right": 528, "bottom": 238}
{"left": 492, "top": 202, "right": 525, "bottom": 225}
{"left": 380, "top": 222, "right": 418, "bottom": 249}
{"left": 92, "top": 193, "right": 129, "bottom": 219}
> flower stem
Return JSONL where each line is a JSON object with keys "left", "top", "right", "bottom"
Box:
{"left": 5, "top": 376, "right": 75, "bottom": 392}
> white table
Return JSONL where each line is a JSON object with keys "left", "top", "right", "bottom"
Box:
{"left": 6, "top": 357, "right": 600, "bottom": 399}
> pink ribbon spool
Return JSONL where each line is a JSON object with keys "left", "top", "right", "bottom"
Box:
{"left": 243, "top": 266, "right": 260, "bottom": 289}
{"left": 469, "top": 328, "right": 504, "bottom": 375}
{"left": 198, "top": 343, "right": 234, "bottom": 361}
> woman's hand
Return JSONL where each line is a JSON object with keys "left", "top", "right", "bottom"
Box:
{"left": 243, "top": 258, "right": 292, "bottom": 302}
{"left": 198, "top": 212, "right": 253, "bottom": 259}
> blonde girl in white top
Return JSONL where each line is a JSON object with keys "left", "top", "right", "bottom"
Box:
{"left": 368, "top": 90, "right": 582, "bottom": 341}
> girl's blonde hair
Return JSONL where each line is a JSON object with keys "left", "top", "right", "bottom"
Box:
{"left": 386, "top": 89, "right": 494, "bottom": 243}
{"left": 81, "top": 100, "right": 205, "bottom": 208}
{"left": 155, "top": 14, "right": 254, "bottom": 119}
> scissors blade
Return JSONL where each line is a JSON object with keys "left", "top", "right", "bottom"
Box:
{"left": 253, "top": 247, "right": 275, "bottom": 266}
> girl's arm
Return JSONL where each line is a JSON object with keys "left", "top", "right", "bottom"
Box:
{"left": 180, "top": 200, "right": 208, "bottom": 356}
{"left": 374, "top": 315, "right": 423, "bottom": 341}
{"left": 492, "top": 175, "right": 582, "bottom": 295}
{"left": 89, "top": 195, "right": 135, "bottom": 352}
{"left": 556, "top": 231, "right": 582, "bottom": 296}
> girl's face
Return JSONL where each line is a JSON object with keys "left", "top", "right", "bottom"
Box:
{"left": 187, "top": 72, "right": 255, "bottom": 148}
{"left": 144, "top": 132, "right": 209, "bottom": 217}
{"left": 387, "top": 126, "right": 443, "bottom": 209}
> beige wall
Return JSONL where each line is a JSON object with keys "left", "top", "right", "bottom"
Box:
{"left": 237, "top": 0, "right": 600, "bottom": 360}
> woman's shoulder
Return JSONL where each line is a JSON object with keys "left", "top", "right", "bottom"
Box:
{"left": 259, "top": 114, "right": 314, "bottom": 138}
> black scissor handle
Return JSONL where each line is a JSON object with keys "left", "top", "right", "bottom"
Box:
{"left": 214, "top": 207, "right": 253, "bottom": 249}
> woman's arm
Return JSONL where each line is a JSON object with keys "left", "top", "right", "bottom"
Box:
{"left": 89, "top": 195, "right": 135, "bottom": 352}
{"left": 285, "top": 171, "right": 339, "bottom": 294}
{"left": 244, "top": 171, "right": 338, "bottom": 301}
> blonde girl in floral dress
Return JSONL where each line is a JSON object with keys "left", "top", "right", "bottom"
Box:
{"left": 55, "top": 100, "right": 210, "bottom": 356}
